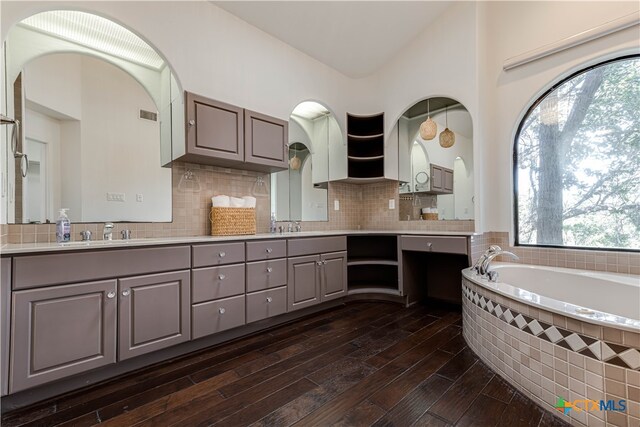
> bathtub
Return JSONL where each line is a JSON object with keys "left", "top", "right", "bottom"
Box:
{"left": 461, "top": 263, "right": 640, "bottom": 427}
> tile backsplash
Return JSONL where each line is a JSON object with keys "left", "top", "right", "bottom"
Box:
{"left": 1, "top": 166, "right": 638, "bottom": 277}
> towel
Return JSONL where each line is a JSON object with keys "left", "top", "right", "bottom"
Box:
{"left": 212, "top": 195, "right": 230, "bottom": 207}
{"left": 242, "top": 196, "right": 256, "bottom": 208}
{"left": 230, "top": 197, "right": 245, "bottom": 207}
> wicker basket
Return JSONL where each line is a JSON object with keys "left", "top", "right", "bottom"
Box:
{"left": 210, "top": 207, "right": 256, "bottom": 236}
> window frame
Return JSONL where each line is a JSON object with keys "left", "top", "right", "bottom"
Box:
{"left": 512, "top": 54, "right": 640, "bottom": 253}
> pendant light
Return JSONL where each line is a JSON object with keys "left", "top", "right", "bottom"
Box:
{"left": 439, "top": 105, "right": 455, "bottom": 148}
{"left": 419, "top": 99, "right": 437, "bottom": 141}
{"left": 289, "top": 144, "right": 301, "bottom": 170}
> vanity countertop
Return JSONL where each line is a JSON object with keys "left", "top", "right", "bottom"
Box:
{"left": 0, "top": 230, "right": 478, "bottom": 255}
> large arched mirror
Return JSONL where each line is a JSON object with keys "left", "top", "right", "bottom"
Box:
{"left": 271, "top": 101, "right": 341, "bottom": 222}
{"left": 2, "top": 10, "right": 181, "bottom": 223}
{"left": 396, "top": 97, "right": 474, "bottom": 221}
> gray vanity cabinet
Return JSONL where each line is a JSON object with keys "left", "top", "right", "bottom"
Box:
{"left": 244, "top": 109, "right": 288, "bottom": 171}
{"left": 287, "top": 255, "right": 321, "bottom": 311}
{"left": 118, "top": 271, "right": 191, "bottom": 361}
{"left": 184, "top": 92, "right": 244, "bottom": 165}
{"left": 10, "top": 280, "right": 117, "bottom": 393}
{"left": 320, "top": 251, "right": 347, "bottom": 301}
{"left": 1, "top": 258, "right": 11, "bottom": 396}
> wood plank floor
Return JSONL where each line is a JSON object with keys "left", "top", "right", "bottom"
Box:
{"left": 1, "top": 302, "right": 569, "bottom": 427}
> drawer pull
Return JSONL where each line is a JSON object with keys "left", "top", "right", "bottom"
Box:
{"left": 316, "top": 261, "right": 322, "bottom": 266}
{"left": 427, "top": 242, "right": 433, "bottom": 250}
{"left": 122, "top": 289, "right": 130, "bottom": 297}
{"left": 106, "top": 291, "right": 116, "bottom": 299}
{"left": 266, "top": 248, "right": 273, "bottom": 253}
{"left": 266, "top": 267, "right": 273, "bottom": 273}
{"left": 218, "top": 274, "right": 226, "bottom": 280}
{"left": 218, "top": 251, "right": 226, "bottom": 258}
{"left": 266, "top": 297, "right": 273, "bottom": 303}
{"left": 219, "top": 307, "right": 226, "bottom": 314}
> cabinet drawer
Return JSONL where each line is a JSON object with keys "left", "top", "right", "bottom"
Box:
{"left": 192, "top": 264, "right": 245, "bottom": 304}
{"left": 287, "top": 236, "right": 346, "bottom": 257}
{"left": 246, "top": 286, "right": 287, "bottom": 324}
{"left": 192, "top": 242, "right": 245, "bottom": 268}
{"left": 246, "top": 259, "right": 287, "bottom": 292}
{"left": 400, "top": 236, "right": 468, "bottom": 255}
{"left": 246, "top": 240, "right": 286, "bottom": 261}
{"left": 192, "top": 295, "right": 245, "bottom": 339}
{"left": 13, "top": 246, "right": 190, "bottom": 290}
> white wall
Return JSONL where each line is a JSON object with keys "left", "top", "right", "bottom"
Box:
{"left": 478, "top": 1, "right": 640, "bottom": 234}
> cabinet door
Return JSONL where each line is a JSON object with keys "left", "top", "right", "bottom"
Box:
{"left": 320, "top": 251, "right": 347, "bottom": 301}
{"left": 1, "top": 258, "right": 11, "bottom": 396}
{"left": 118, "top": 271, "right": 190, "bottom": 361}
{"left": 244, "top": 109, "right": 288, "bottom": 171}
{"left": 443, "top": 168, "right": 454, "bottom": 193}
{"left": 287, "top": 255, "right": 320, "bottom": 311}
{"left": 10, "top": 280, "right": 117, "bottom": 393}
{"left": 186, "top": 92, "right": 244, "bottom": 162}
{"left": 431, "top": 164, "right": 443, "bottom": 191}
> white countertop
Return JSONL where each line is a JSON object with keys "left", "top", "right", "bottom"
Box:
{"left": 0, "top": 230, "right": 478, "bottom": 255}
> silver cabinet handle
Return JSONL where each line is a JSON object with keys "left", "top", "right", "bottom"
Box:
{"left": 188, "top": 119, "right": 195, "bottom": 127}
{"left": 322, "top": 260, "right": 327, "bottom": 265}
{"left": 107, "top": 291, "right": 116, "bottom": 299}
{"left": 266, "top": 297, "right": 273, "bottom": 303}
{"left": 316, "top": 261, "right": 322, "bottom": 266}
{"left": 122, "top": 289, "right": 130, "bottom": 297}
{"left": 266, "top": 267, "right": 273, "bottom": 273}
{"left": 265, "top": 248, "right": 272, "bottom": 253}
{"left": 426, "top": 242, "right": 433, "bottom": 250}
{"left": 218, "top": 274, "right": 226, "bottom": 280}
{"left": 219, "top": 251, "right": 226, "bottom": 258}
{"left": 219, "top": 307, "right": 226, "bottom": 314}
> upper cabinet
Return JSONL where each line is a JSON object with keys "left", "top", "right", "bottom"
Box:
{"left": 178, "top": 91, "right": 288, "bottom": 172}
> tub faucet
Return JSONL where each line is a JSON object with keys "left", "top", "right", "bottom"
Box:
{"left": 103, "top": 223, "right": 114, "bottom": 240}
{"left": 479, "top": 250, "right": 520, "bottom": 281}
{"left": 472, "top": 245, "right": 501, "bottom": 275}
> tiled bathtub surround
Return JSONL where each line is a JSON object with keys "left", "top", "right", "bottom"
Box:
{"left": 470, "top": 232, "right": 640, "bottom": 275}
{"left": 462, "top": 277, "right": 640, "bottom": 427}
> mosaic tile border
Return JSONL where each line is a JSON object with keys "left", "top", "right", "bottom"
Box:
{"left": 462, "top": 283, "right": 640, "bottom": 371}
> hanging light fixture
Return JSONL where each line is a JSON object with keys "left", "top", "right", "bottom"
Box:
{"left": 289, "top": 144, "right": 301, "bottom": 170}
{"left": 439, "top": 105, "right": 455, "bottom": 148}
{"left": 419, "top": 99, "right": 437, "bottom": 141}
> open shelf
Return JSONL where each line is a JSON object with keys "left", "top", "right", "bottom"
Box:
{"left": 346, "top": 112, "right": 385, "bottom": 182}
{"left": 347, "top": 258, "right": 398, "bottom": 267}
{"left": 347, "top": 284, "right": 401, "bottom": 296}
{"left": 347, "top": 235, "right": 399, "bottom": 295}
{"left": 347, "top": 235, "right": 398, "bottom": 261}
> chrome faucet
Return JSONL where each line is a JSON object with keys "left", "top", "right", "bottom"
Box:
{"left": 472, "top": 245, "right": 501, "bottom": 275}
{"left": 121, "top": 229, "right": 131, "bottom": 240}
{"left": 80, "top": 230, "right": 92, "bottom": 241}
{"left": 479, "top": 249, "right": 520, "bottom": 281}
{"left": 287, "top": 222, "right": 293, "bottom": 233}
{"left": 103, "top": 223, "right": 114, "bottom": 240}
{"left": 294, "top": 221, "right": 301, "bottom": 232}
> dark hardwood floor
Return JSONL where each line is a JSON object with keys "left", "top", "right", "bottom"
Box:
{"left": 1, "top": 301, "right": 569, "bottom": 427}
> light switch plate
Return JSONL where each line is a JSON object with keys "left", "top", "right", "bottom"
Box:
{"left": 107, "top": 192, "right": 126, "bottom": 202}
{"left": 389, "top": 199, "right": 395, "bottom": 210}
{"left": 136, "top": 194, "right": 144, "bottom": 202}
{"left": 334, "top": 200, "right": 340, "bottom": 211}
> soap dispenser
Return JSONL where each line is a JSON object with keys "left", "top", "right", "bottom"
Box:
{"left": 56, "top": 209, "right": 71, "bottom": 243}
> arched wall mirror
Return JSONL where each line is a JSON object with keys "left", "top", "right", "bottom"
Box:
{"left": 395, "top": 97, "right": 474, "bottom": 221}
{"left": 2, "top": 10, "right": 182, "bottom": 223}
{"left": 271, "top": 101, "right": 341, "bottom": 222}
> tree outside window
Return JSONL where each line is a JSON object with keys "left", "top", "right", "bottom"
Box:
{"left": 514, "top": 56, "right": 639, "bottom": 250}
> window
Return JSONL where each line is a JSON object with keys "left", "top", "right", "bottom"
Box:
{"left": 514, "top": 55, "right": 639, "bottom": 251}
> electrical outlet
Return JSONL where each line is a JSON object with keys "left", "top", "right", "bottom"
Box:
{"left": 136, "top": 194, "right": 144, "bottom": 202}
{"left": 389, "top": 199, "right": 395, "bottom": 210}
{"left": 334, "top": 200, "right": 340, "bottom": 211}
{"left": 107, "top": 192, "right": 126, "bottom": 202}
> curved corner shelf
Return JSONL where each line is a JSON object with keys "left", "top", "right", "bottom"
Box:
{"left": 347, "top": 258, "right": 398, "bottom": 267}
{"left": 347, "top": 133, "right": 384, "bottom": 140}
{"left": 347, "top": 155, "right": 384, "bottom": 162}
{"left": 347, "top": 285, "right": 401, "bottom": 296}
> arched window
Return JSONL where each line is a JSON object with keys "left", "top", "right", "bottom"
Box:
{"left": 514, "top": 55, "right": 639, "bottom": 251}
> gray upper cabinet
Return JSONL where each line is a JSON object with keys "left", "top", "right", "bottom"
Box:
{"left": 185, "top": 92, "right": 244, "bottom": 164}
{"left": 430, "top": 164, "right": 454, "bottom": 194}
{"left": 244, "top": 109, "right": 288, "bottom": 171}
{"left": 118, "top": 271, "right": 191, "bottom": 361}
{"left": 178, "top": 92, "right": 287, "bottom": 172}
{"left": 10, "top": 280, "right": 117, "bottom": 393}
